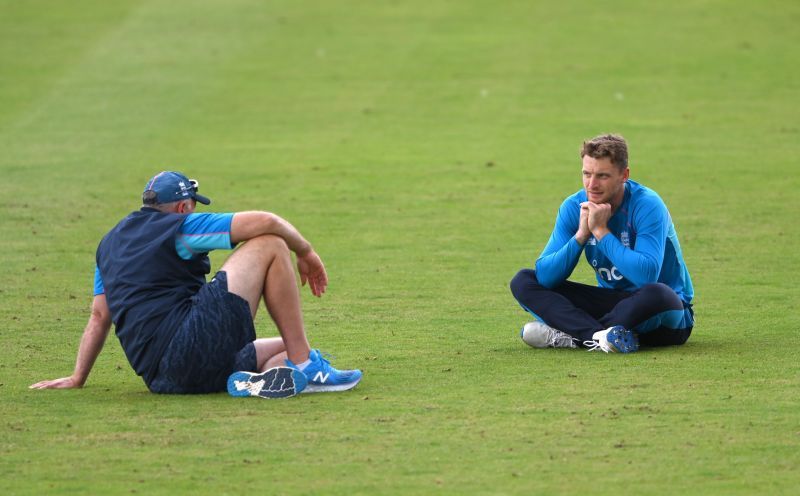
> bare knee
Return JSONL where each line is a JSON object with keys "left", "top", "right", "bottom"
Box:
{"left": 245, "top": 234, "right": 290, "bottom": 257}
{"left": 247, "top": 234, "right": 289, "bottom": 250}
{"left": 220, "top": 234, "right": 292, "bottom": 301}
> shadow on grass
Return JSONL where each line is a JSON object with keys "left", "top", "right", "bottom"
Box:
{"left": 489, "top": 336, "right": 715, "bottom": 355}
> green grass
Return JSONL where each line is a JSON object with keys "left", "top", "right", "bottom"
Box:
{"left": 2, "top": 0, "right": 799, "bottom": 494}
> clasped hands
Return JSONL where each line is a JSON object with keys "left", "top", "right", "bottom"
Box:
{"left": 575, "top": 201, "right": 612, "bottom": 245}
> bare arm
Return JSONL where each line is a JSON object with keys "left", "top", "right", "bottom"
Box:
{"left": 29, "top": 294, "right": 113, "bottom": 389}
{"left": 230, "top": 211, "right": 312, "bottom": 255}
{"left": 230, "top": 211, "right": 328, "bottom": 297}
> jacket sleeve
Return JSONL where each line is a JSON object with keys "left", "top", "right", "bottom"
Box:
{"left": 597, "top": 196, "right": 668, "bottom": 287}
{"left": 534, "top": 198, "right": 584, "bottom": 288}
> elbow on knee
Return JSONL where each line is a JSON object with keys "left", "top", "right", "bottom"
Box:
{"left": 251, "top": 234, "right": 290, "bottom": 254}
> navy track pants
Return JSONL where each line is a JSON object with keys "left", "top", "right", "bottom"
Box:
{"left": 510, "top": 269, "right": 693, "bottom": 346}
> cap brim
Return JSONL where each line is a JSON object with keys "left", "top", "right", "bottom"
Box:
{"left": 194, "top": 194, "right": 211, "bottom": 205}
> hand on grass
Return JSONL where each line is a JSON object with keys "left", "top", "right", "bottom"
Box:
{"left": 29, "top": 376, "right": 83, "bottom": 390}
{"left": 297, "top": 250, "right": 328, "bottom": 297}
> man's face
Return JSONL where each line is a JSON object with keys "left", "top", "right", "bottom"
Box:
{"left": 581, "top": 155, "right": 629, "bottom": 205}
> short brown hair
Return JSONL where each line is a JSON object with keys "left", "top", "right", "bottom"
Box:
{"left": 580, "top": 134, "right": 628, "bottom": 170}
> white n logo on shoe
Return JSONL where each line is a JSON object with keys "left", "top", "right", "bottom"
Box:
{"left": 312, "top": 371, "right": 330, "bottom": 383}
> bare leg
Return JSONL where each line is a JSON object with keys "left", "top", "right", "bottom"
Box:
{"left": 220, "top": 235, "right": 311, "bottom": 364}
{"left": 264, "top": 351, "right": 289, "bottom": 370}
{"left": 252, "top": 337, "right": 290, "bottom": 371}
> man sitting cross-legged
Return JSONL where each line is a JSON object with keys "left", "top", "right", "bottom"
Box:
{"left": 510, "top": 135, "right": 694, "bottom": 353}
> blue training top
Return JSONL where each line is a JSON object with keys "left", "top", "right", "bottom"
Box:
{"left": 535, "top": 180, "right": 693, "bottom": 304}
{"left": 94, "top": 209, "right": 234, "bottom": 384}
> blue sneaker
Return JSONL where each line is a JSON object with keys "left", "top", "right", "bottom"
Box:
{"left": 286, "top": 349, "right": 362, "bottom": 393}
{"left": 227, "top": 366, "right": 307, "bottom": 399}
{"left": 584, "top": 326, "right": 639, "bottom": 353}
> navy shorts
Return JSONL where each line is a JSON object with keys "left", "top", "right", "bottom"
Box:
{"left": 148, "top": 271, "right": 258, "bottom": 394}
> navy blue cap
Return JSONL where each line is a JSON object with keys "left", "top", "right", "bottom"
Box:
{"left": 142, "top": 171, "right": 211, "bottom": 205}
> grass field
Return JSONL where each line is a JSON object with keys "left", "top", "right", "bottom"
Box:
{"left": 2, "top": 0, "right": 799, "bottom": 494}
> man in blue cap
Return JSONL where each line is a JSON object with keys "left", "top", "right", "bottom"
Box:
{"left": 31, "top": 171, "right": 362, "bottom": 398}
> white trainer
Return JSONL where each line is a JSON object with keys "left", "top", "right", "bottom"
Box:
{"left": 520, "top": 321, "right": 577, "bottom": 349}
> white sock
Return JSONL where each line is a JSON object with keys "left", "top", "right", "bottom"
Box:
{"left": 294, "top": 358, "right": 312, "bottom": 371}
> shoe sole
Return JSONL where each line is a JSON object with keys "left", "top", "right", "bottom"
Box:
{"left": 227, "top": 367, "right": 307, "bottom": 399}
{"left": 606, "top": 328, "right": 639, "bottom": 353}
{"left": 301, "top": 374, "right": 363, "bottom": 394}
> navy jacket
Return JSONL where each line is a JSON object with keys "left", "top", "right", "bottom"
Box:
{"left": 96, "top": 208, "right": 210, "bottom": 384}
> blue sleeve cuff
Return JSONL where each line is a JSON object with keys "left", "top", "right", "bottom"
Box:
{"left": 93, "top": 266, "right": 104, "bottom": 295}
{"left": 176, "top": 213, "right": 234, "bottom": 260}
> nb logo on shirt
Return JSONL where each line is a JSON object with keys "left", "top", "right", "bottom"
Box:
{"left": 597, "top": 266, "right": 624, "bottom": 281}
{"left": 313, "top": 372, "right": 330, "bottom": 383}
